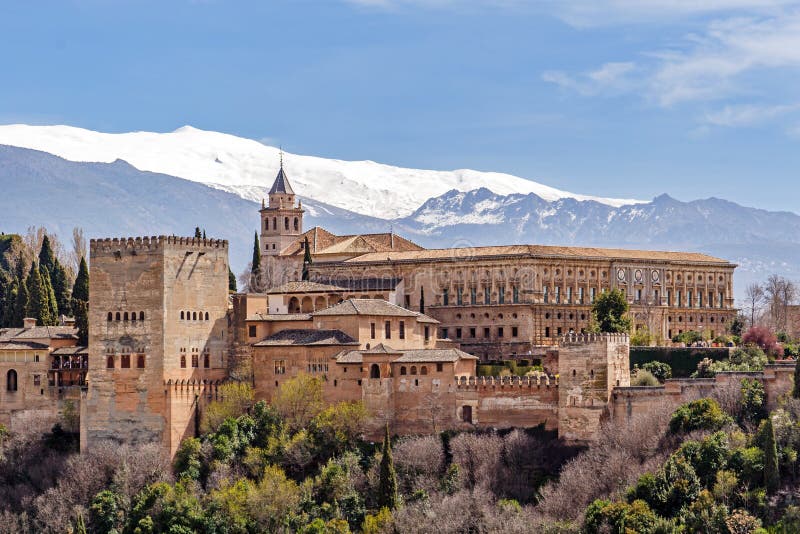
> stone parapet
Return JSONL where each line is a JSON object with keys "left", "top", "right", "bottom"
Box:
{"left": 89, "top": 236, "right": 228, "bottom": 257}
{"left": 455, "top": 374, "right": 557, "bottom": 388}
{"left": 560, "top": 332, "right": 630, "bottom": 346}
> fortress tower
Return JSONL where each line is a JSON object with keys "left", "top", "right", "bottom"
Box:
{"left": 81, "top": 236, "right": 230, "bottom": 457}
{"left": 260, "top": 161, "right": 304, "bottom": 257}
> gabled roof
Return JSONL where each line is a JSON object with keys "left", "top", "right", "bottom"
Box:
{"left": 280, "top": 226, "right": 424, "bottom": 258}
{"left": 247, "top": 313, "right": 312, "bottom": 322}
{"left": 0, "top": 326, "right": 78, "bottom": 341}
{"left": 253, "top": 329, "right": 359, "bottom": 347}
{"left": 333, "top": 347, "right": 477, "bottom": 364}
{"left": 266, "top": 281, "right": 344, "bottom": 295}
{"left": 268, "top": 166, "right": 295, "bottom": 195}
{"left": 362, "top": 343, "right": 401, "bottom": 355}
{"left": 312, "top": 298, "right": 439, "bottom": 323}
{"left": 0, "top": 341, "right": 49, "bottom": 351}
{"left": 52, "top": 346, "right": 89, "bottom": 356}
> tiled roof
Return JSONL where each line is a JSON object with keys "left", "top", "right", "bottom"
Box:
{"left": 266, "top": 281, "right": 344, "bottom": 294}
{"left": 52, "top": 346, "right": 89, "bottom": 356}
{"left": 0, "top": 326, "right": 78, "bottom": 340}
{"left": 268, "top": 166, "right": 295, "bottom": 195}
{"left": 362, "top": 343, "right": 401, "bottom": 355}
{"left": 280, "top": 226, "right": 424, "bottom": 257}
{"left": 0, "top": 341, "right": 49, "bottom": 351}
{"left": 312, "top": 299, "right": 439, "bottom": 324}
{"left": 343, "top": 244, "right": 731, "bottom": 265}
{"left": 253, "top": 329, "right": 359, "bottom": 346}
{"left": 315, "top": 277, "right": 402, "bottom": 292}
{"left": 333, "top": 347, "right": 477, "bottom": 364}
{"left": 247, "top": 313, "right": 312, "bottom": 322}
{"left": 333, "top": 350, "right": 364, "bottom": 364}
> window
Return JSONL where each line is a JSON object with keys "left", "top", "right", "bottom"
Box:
{"left": 545, "top": 327, "right": 551, "bottom": 338}
{"left": 293, "top": 217, "right": 299, "bottom": 231}
{"left": 204, "top": 312, "right": 209, "bottom": 320}
{"left": 698, "top": 292, "right": 703, "bottom": 308}
{"left": 557, "top": 327, "right": 562, "bottom": 336}
{"left": 443, "top": 288, "right": 449, "bottom": 306}
{"left": 121, "top": 354, "right": 131, "bottom": 368}
{"left": 410, "top": 366, "right": 417, "bottom": 375}
{"left": 512, "top": 326, "right": 518, "bottom": 337}
{"left": 567, "top": 287, "right": 573, "bottom": 304}
{"left": 34, "top": 354, "right": 39, "bottom": 362}
{"left": 180, "top": 311, "right": 185, "bottom": 320}
{"left": 284, "top": 217, "right": 289, "bottom": 230}
{"left": 636, "top": 289, "right": 642, "bottom": 301}
{"left": 424, "top": 326, "right": 430, "bottom": 341}
{"left": 248, "top": 325, "right": 257, "bottom": 338}
{"left": 498, "top": 286, "right": 505, "bottom": 304}
{"left": 180, "top": 355, "right": 186, "bottom": 368}
{"left": 136, "top": 354, "right": 145, "bottom": 368}
{"left": 709, "top": 291, "right": 714, "bottom": 308}
{"left": 107, "top": 356, "right": 115, "bottom": 369}
{"left": 6, "top": 369, "right": 17, "bottom": 391}
{"left": 370, "top": 364, "right": 380, "bottom": 378}
{"left": 370, "top": 323, "right": 376, "bottom": 339}
{"left": 470, "top": 287, "right": 477, "bottom": 305}
{"left": 272, "top": 217, "right": 276, "bottom": 230}
{"left": 191, "top": 354, "right": 199, "bottom": 368}
{"left": 677, "top": 291, "right": 682, "bottom": 307}
{"left": 203, "top": 352, "right": 210, "bottom": 368}
{"left": 484, "top": 286, "right": 490, "bottom": 304}
{"left": 498, "top": 327, "right": 504, "bottom": 338}
{"left": 667, "top": 290, "right": 672, "bottom": 306}
{"left": 385, "top": 321, "right": 391, "bottom": 339}
{"left": 440, "top": 327, "right": 448, "bottom": 339}
{"left": 436, "top": 363, "right": 443, "bottom": 372}
{"left": 484, "top": 327, "right": 490, "bottom": 338}
{"left": 462, "top": 405, "right": 473, "bottom": 424}
{"left": 274, "top": 360, "right": 286, "bottom": 375}
{"left": 578, "top": 287, "right": 584, "bottom": 304}
{"left": 687, "top": 290, "right": 693, "bottom": 308}
{"left": 457, "top": 290, "right": 463, "bottom": 306}
{"left": 131, "top": 312, "right": 136, "bottom": 322}
{"left": 33, "top": 374, "right": 41, "bottom": 386}
{"left": 513, "top": 285, "right": 519, "bottom": 303}
{"left": 469, "top": 327, "right": 476, "bottom": 338}
{"left": 400, "top": 366, "right": 407, "bottom": 375}
{"left": 123, "top": 312, "right": 128, "bottom": 321}
{"left": 555, "top": 286, "right": 561, "bottom": 304}
{"left": 591, "top": 287, "right": 596, "bottom": 303}
{"left": 107, "top": 312, "right": 113, "bottom": 321}
{"left": 719, "top": 292, "right": 724, "bottom": 307}
{"left": 116, "top": 312, "right": 121, "bottom": 321}
{"left": 543, "top": 286, "right": 549, "bottom": 303}
{"left": 399, "top": 321, "right": 405, "bottom": 339}
{"left": 421, "top": 366, "right": 428, "bottom": 375}
{"left": 456, "top": 327, "right": 462, "bottom": 339}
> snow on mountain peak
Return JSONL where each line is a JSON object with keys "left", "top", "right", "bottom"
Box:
{"left": 0, "top": 123, "right": 645, "bottom": 219}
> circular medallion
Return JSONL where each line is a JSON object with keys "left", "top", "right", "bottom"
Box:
{"left": 651, "top": 270, "right": 660, "bottom": 283}
{"left": 634, "top": 269, "right": 643, "bottom": 282}
{"left": 617, "top": 268, "right": 626, "bottom": 282}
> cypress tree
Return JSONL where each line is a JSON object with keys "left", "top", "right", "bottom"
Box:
{"left": 419, "top": 287, "right": 425, "bottom": 314}
{"left": 228, "top": 266, "right": 237, "bottom": 292}
{"left": 202, "top": 229, "right": 206, "bottom": 239}
{"left": 194, "top": 227, "right": 202, "bottom": 239}
{"left": 40, "top": 265, "right": 59, "bottom": 324}
{"left": 793, "top": 357, "right": 800, "bottom": 399}
{"left": 377, "top": 424, "right": 398, "bottom": 510}
{"left": 251, "top": 232, "right": 262, "bottom": 291}
{"left": 764, "top": 416, "right": 780, "bottom": 494}
{"left": 3, "top": 282, "right": 17, "bottom": 327}
{"left": 0, "top": 274, "right": 8, "bottom": 326}
{"left": 50, "top": 258, "right": 71, "bottom": 317}
{"left": 302, "top": 236, "right": 312, "bottom": 281}
{"left": 12, "top": 277, "right": 28, "bottom": 326}
{"left": 27, "top": 265, "right": 52, "bottom": 326}
{"left": 72, "top": 257, "right": 89, "bottom": 302}
{"left": 38, "top": 234, "right": 56, "bottom": 273}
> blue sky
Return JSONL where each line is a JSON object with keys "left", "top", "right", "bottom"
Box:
{"left": 2, "top": 0, "right": 800, "bottom": 212}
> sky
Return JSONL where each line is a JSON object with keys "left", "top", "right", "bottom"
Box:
{"left": 2, "top": 0, "right": 800, "bottom": 212}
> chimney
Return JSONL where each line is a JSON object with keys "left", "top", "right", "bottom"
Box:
{"left": 23, "top": 317, "right": 37, "bottom": 329}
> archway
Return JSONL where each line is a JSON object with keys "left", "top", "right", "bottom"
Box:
{"left": 288, "top": 297, "right": 301, "bottom": 313}
{"left": 314, "top": 296, "right": 327, "bottom": 311}
{"left": 301, "top": 296, "right": 314, "bottom": 313}
{"left": 370, "top": 364, "right": 380, "bottom": 379}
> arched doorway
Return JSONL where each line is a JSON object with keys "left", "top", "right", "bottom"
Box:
{"left": 6, "top": 369, "right": 17, "bottom": 391}
{"left": 370, "top": 364, "right": 380, "bottom": 379}
{"left": 301, "top": 296, "right": 314, "bottom": 313}
{"left": 288, "top": 297, "right": 301, "bottom": 313}
{"left": 314, "top": 296, "right": 327, "bottom": 310}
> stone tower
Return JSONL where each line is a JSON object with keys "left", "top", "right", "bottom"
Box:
{"left": 557, "top": 332, "right": 630, "bottom": 442}
{"left": 81, "top": 236, "right": 229, "bottom": 457}
{"left": 260, "top": 162, "right": 304, "bottom": 257}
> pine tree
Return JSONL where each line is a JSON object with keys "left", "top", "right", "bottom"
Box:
{"left": 72, "top": 257, "right": 89, "bottom": 302}
{"left": 764, "top": 416, "right": 780, "bottom": 494}
{"left": 50, "top": 258, "right": 72, "bottom": 317}
{"left": 27, "top": 265, "right": 52, "bottom": 326}
{"left": 12, "top": 277, "right": 28, "bottom": 326}
{"left": 40, "top": 265, "right": 59, "bottom": 324}
{"left": 377, "top": 424, "right": 398, "bottom": 510}
{"left": 302, "top": 236, "right": 312, "bottom": 281}
{"left": 419, "top": 287, "right": 425, "bottom": 314}
{"left": 251, "top": 232, "right": 262, "bottom": 291}
{"left": 38, "top": 234, "right": 56, "bottom": 273}
{"left": 228, "top": 266, "right": 237, "bottom": 292}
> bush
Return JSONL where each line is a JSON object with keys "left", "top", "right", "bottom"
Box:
{"left": 631, "top": 369, "right": 660, "bottom": 387}
{"left": 669, "top": 399, "right": 732, "bottom": 435}
{"left": 672, "top": 330, "right": 703, "bottom": 345}
{"left": 739, "top": 379, "right": 767, "bottom": 426}
{"left": 641, "top": 361, "right": 672, "bottom": 382}
{"left": 743, "top": 326, "right": 783, "bottom": 358}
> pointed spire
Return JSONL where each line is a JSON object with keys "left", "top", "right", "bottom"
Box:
{"left": 268, "top": 148, "right": 295, "bottom": 195}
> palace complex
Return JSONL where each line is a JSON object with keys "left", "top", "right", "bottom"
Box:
{"left": 2, "top": 163, "right": 793, "bottom": 460}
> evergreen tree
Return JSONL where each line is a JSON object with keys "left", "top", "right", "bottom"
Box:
{"left": 302, "top": 236, "right": 312, "bottom": 281}
{"left": 194, "top": 227, "right": 202, "bottom": 239}
{"left": 27, "top": 264, "right": 52, "bottom": 326}
{"left": 40, "top": 265, "right": 59, "bottom": 324}
{"left": 591, "top": 289, "right": 632, "bottom": 333}
{"left": 50, "top": 258, "right": 71, "bottom": 317}
{"left": 377, "top": 424, "right": 398, "bottom": 510}
{"left": 251, "top": 231, "right": 262, "bottom": 291}
{"left": 793, "top": 357, "right": 800, "bottom": 399}
{"left": 764, "top": 416, "right": 780, "bottom": 494}
{"left": 228, "top": 266, "right": 237, "bottom": 293}
{"left": 73, "top": 299, "right": 89, "bottom": 345}
{"left": 419, "top": 287, "right": 425, "bottom": 314}
{"left": 72, "top": 257, "right": 89, "bottom": 302}
{"left": 38, "top": 234, "right": 56, "bottom": 272}
{"left": 202, "top": 229, "right": 206, "bottom": 239}
{"left": 12, "top": 277, "right": 28, "bottom": 326}
{"left": 0, "top": 274, "right": 8, "bottom": 327}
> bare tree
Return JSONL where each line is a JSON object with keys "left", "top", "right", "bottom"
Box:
{"left": 418, "top": 392, "right": 447, "bottom": 433}
{"left": 71, "top": 227, "right": 87, "bottom": 269}
{"left": 744, "top": 283, "right": 765, "bottom": 328}
{"left": 765, "top": 275, "right": 796, "bottom": 333}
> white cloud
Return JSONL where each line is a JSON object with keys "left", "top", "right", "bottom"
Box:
{"left": 542, "top": 62, "right": 636, "bottom": 95}
{"left": 702, "top": 102, "right": 800, "bottom": 126}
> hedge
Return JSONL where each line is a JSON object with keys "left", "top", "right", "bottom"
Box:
{"left": 630, "top": 347, "right": 731, "bottom": 378}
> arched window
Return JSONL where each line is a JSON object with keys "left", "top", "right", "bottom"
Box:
{"left": 272, "top": 217, "right": 277, "bottom": 230}
{"left": 293, "top": 217, "right": 299, "bottom": 231}
{"left": 192, "top": 312, "right": 197, "bottom": 321}
{"left": 192, "top": 354, "right": 199, "bottom": 368}
{"left": 204, "top": 353, "right": 210, "bottom": 368}
{"left": 6, "top": 369, "right": 17, "bottom": 392}
{"left": 410, "top": 366, "right": 417, "bottom": 375}
{"left": 400, "top": 366, "right": 407, "bottom": 375}
{"left": 106, "top": 356, "right": 114, "bottom": 369}
{"left": 107, "top": 312, "right": 113, "bottom": 322}
{"left": 139, "top": 311, "right": 144, "bottom": 321}
{"left": 123, "top": 312, "right": 128, "bottom": 321}
{"left": 370, "top": 364, "right": 380, "bottom": 379}
{"left": 284, "top": 217, "right": 289, "bottom": 230}
{"left": 115, "top": 312, "right": 121, "bottom": 321}
{"left": 131, "top": 312, "right": 136, "bottom": 322}
{"left": 421, "top": 366, "right": 428, "bottom": 375}
{"left": 137, "top": 354, "right": 145, "bottom": 368}
{"left": 180, "top": 311, "right": 184, "bottom": 320}
{"left": 180, "top": 355, "right": 186, "bottom": 368}
{"left": 121, "top": 354, "right": 131, "bottom": 368}
{"left": 205, "top": 312, "right": 209, "bottom": 321}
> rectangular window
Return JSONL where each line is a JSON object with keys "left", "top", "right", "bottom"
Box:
{"left": 424, "top": 326, "right": 430, "bottom": 341}
{"left": 557, "top": 327, "right": 563, "bottom": 336}
{"left": 248, "top": 325, "right": 257, "bottom": 338}
{"left": 579, "top": 287, "right": 584, "bottom": 304}
{"left": 457, "top": 290, "right": 463, "bottom": 306}
{"left": 567, "top": 287, "right": 573, "bottom": 304}
{"left": 545, "top": 326, "right": 551, "bottom": 338}
{"left": 677, "top": 291, "right": 682, "bottom": 307}
{"left": 513, "top": 285, "right": 519, "bottom": 303}
{"left": 511, "top": 326, "right": 518, "bottom": 337}
{"left": 654, "top": 290, "right": 659, "bottom": 304}
{"left": 436, "top": 363, "right": 443, "bottom": 372}
{"left": 274, "top": 360, "right": 286, "bottom": 375}
{"left": 470, "top": 287, "right": 477, "bottom": 305}
{"left": 555, "top": 286, "right": 561, "bottom": 304}
{"left": 385, "top": 321, "right": 391, "bottom": 339}
{"left": 137, "top": 354, "right": 145, "bottom": 368}
{"left": 719, "top": 292, "right": 724, "bottom": 308}
{"left": 687, "top": 290, "right": 693, "bottom": 308}
{"left": 33, "top": 375, "right": 40, "bottom": 386}
{"left": 484, "top": 286, "right": 490, "bottom": 304}
{"left": 498, "top": 286, "right": 505, "bottom": 304}
{"left": 440, "top": 327, "right": 448, "bottom": 339}
{"left": 370, "top": 322, "right": 376, "bottom": 339}
{"left": 469, "top": 327, "right": 476, "bottom": 338}
{"left": 590, "top": 287, "right": 596, "bottom": 303}
{"left": 443, "top": 288, "right": 449, "bottom": 306}
{"left": 34, "top": 354, "right": 39, "bottom": 362}
{"left": 456, "top": 327, "right": 462, "bottom": 339}
{"left": 484, "top": 327, "right": 490, "bottom": 338}
{"left": 543, "top": 286, "right": 549, "bottom": 304}
{"left": 191, "top": 354, "right": 199, "bottom": 368}
{"left": 708, "top": 291, "right": 714, "bottom": 308}
{"left": 121, "top": 354, "right": 131, "bottom": 369}
{"left": 405, "top": 295, "right": 410, "bottom": 308}
{"left": 636, "top": 289, "right": 642, "bottom": 302}
{"left": 399, "top": 321, "right": 405, "bottom": 339}
{"left": 698, "top": 292, "right": 703, "bottom": 307}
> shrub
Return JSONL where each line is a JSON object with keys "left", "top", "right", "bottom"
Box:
{"left": 641, "top": 361, "right": 672, "bottom": 382}
{"left": 739, "top": 379, "right": 767, "bottom": 426}
{"left": 669, "top": 399, "right": 732, "bottom": 435}
{"left": 743, "top": 326, "right": 783, "bottom": 357}
{"left": 631, "top": 369, "right": 659, "bottom": 387}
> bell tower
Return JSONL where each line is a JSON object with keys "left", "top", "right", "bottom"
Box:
{"left": 259, "top": 154, "right": 304, "bottom": 257}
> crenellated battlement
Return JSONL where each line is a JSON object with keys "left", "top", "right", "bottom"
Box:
{"left": 455, "top": 373, "right": 558, "bottom": 389}
{"left": 90, "top": 235, "right": 228, "bottom": 257}
{"left": 560, "top": 332, "right": 629, "bottom": 346}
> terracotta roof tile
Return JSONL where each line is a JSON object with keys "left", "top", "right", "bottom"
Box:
{"left": 312, "top": 299, "right": 439, "bottom": 323}
{"left": 266, "top": 281, "right": 344, "bottom": 294}
{"left": 253, "top": 329, "right": 359, "bottom": 346}
{"left": 51, "top": 346, "right": 89, "bottom": 356}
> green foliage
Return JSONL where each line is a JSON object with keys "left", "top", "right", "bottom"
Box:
{"left": 26, "top": 264, "right": 51, "bottom": 325}
{"left": 762, "top": 417, "right": 780, "bottom": 494}
{"left": 377, "top": 426, "right": 398, "bottom": 510}
{"left": 362, "top": 507, "right": 393, "bottom": 534}
{"left": 302, "top": 236, "right": 312, "bottom": 281}
{"left": 682, "top": 489, "right": 730, "bottom": 534}
{"left": 677, "top": 432, "right": 730, "bottom": 487}
{"left": 730, "top": 315, "right": 745, "bottom": 337}
{"left": 669, "top": 398, "right": 732, "bottom": 435}
{"left": 202, "top": 382, "right": 255, "bottom": 433}
{"left": 73, "top": 298, "right": 89, "bottom": 345}
{"left": 591, "top": 289, "right": 632, "bottom": 333}
{"left": 251, "top": 231, "right": 261, "bottom": 290}
{"left": 273, "top": 374, "right": 324, "bottom": 431}
{"left": 89, "top": 489, "right": 124, "bottom": 534}
{"left": 672, "top": 330, "right": 704, "bottom": 345}
{"left": 174, "top": 437, "right": 203, "bottom": 481}
{"left": 310, "top": 402, "right": 368, "bottom": 458}
{"left": 692, "top": 346, "right": 768, "bottom": 378}
{"left": 641, "top": 361, "right": 672, "bottom": 382}
{"left": 38, "top": 235, "right": 55, "bottom": 272}
{"left": 584, "top": 498, "right": 659, "bottom": 534}
{"left": 628, "top": 453, "right": 702, "bottom": 517}
{"left": 50, "top": 259, "right": 71, "bottom": 317}
{"left": 228, "top": 266, "right": 237, "bottom": 292}
{"left": 793, "top": 358, "right": 800, "bottom": 399}
{"left": 631, "top": 369, "right": 660, "bottom": 387}
{"left": 740, "top": 379, "right": 768, "bottom": 426}
{"left": 728, "top": 447, "right": 765, "bottom": 488}
{"left": 72, "top": 256, "right": 89, "bottom": 302}
{"left": 630, "top": 327, "right": 654, "bottom": 347}
{"left": 630, "top": 347, "right": 730, "bottom": 378}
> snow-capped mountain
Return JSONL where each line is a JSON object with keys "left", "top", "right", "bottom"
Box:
{"left": 0, "top": 124, "right": 643, "bottom": 219}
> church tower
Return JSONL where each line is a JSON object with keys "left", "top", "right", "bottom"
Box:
{"left": 259, "top": 157, "right": 304, "bottom": 257}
